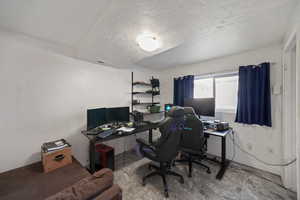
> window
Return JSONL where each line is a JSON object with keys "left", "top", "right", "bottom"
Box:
{"left": 194, "top": 77, "right": 214, "bottom": 98}
{"left": 215, "top": 76, "right": 238, "bottom": 112}
{"left": 194, "top": 73, "right": 238, "bottom": 113}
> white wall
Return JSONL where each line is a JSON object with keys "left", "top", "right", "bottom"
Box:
{"left": 296, "top": 29, "right": 300, "bottom": 200}
{"left": 283, "top": 2, "right": 300, "bottom": 196}
{"left": 282, "top": 46, "right": 297, "bottom": 192}
{"left": 0, "top": 30, "right": 159, "bottom": 173}
{"left": 160, "top": 44, "right": 283, "bottom": 175}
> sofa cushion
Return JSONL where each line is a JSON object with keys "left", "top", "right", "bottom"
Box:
{"left": 46, "top": 169, "right": 113, "bottom": 200}
{"left": 93, "top": 184, "right": 122, "bottom": 200}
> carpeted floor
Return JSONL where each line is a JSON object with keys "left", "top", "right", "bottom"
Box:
{"left": 114, "top": 151, "right": 297, "bottom": 200}
{"left": 0, "top": 152, "right": 297, "bottom": 200}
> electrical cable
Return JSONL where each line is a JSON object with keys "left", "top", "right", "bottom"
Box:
{"left": 231, "top": 164, "right": 295, "bottom": 192}
{"left": 228, "top": 130, "right": 296, "bottom": 167}
{"left": 122, "top": 133, "right": 128, "bottom": 168}
{"left": 230, "top": 130, "right": 236, "bottom": 162}
{"left": 210, "top": 128, "right": 296, "bottom": 193}
{"left": 228, "top": 130, "right": 296, "bottom": 192}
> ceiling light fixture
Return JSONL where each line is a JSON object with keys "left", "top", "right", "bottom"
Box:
{"left": 136, "top": 33, "right": 160, "bottom": 52}
{"left": 97, "top": 60, "right": 105, "bottom": 64}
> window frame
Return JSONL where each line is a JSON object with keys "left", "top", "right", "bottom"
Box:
{"left": 194, "top": 71, "right": 238, "bottom": 114}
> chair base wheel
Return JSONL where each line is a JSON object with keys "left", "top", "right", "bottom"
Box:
{"left": 207, "top": 169, "right": 211, "bottom": 174}
{"left": 142, "top": 163, "right": 183, "bottom": 198}
{"left": 179, "top": 178, "right": 184, "bottom": 184}
{"left": 164, "top": 191, "right": 169, "bottom": 198}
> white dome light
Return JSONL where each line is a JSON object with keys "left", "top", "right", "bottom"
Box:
{"left": 136, "top": 33, "right": 160, "bottom": 52}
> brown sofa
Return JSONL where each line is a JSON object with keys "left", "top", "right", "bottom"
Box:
{"left": 45, "top": 168, "right": 122, "bottom": 200}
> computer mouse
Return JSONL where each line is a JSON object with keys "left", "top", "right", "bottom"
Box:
{"left": 117, "top": 131, "right": 123, "bottom": 135}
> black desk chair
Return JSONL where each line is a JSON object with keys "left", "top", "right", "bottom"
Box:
{"left": 136, "top": 107, "right": 185, "bottom": 198}
{"left": 175, "top": 107, "right": 211, "bottom": 177}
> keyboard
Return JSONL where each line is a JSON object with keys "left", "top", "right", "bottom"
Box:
{"left": 98, "top": 129, "right": 115, "bottom": 139}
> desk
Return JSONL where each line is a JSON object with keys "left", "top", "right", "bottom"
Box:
{"left": 82, "top": 123, "right": 158, "bottom": 173}
{"left": 204, "top": 128, "right": 232, "bottom": 180}
{"left": 82, "top": 123, "right": 232, "bottom": 178}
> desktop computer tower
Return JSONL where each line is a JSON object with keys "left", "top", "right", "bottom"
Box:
{"left": 95, "top": 144, "right": 115, "bottom": 171}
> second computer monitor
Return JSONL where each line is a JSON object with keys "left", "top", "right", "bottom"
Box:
{"left": 106, "top": 107, "right": 130, "bottom": 123}
{"left": 87, "top": 108, "right": 107, "bottom": 130}
{"left": 184, "top": 98, "right": 215, "bottom": 117}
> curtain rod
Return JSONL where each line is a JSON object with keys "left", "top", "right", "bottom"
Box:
{"left": 194, "top": 62, "right": 277, "bottom": 78}
{"left": 195, "top": 69, "right": 238, "bottom": 78}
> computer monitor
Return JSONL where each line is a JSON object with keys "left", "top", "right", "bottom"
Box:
{"left": 106, "top": 107, "right": 130, "bottom": 123}
{"left": 184, "top": 98, "right": 215, "bottom": 117}
{"left": 87, "top": 108, "right": 107, "bottom": 130}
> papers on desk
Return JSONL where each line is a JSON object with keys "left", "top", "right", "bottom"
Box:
{"left": 117, "top": 127, "right": 135, "bottom": 132}
{"left": 205, "top": 129, "right": 232, "bottom": 137}
{"left": 151, "top": 119, "right": 164, "bottom": 124}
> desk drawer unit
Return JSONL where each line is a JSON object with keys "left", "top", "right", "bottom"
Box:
{"left": 42, "top": 147, "right": 72, "bottom": 173}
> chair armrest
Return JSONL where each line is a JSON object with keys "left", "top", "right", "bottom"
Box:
{"left": 45, "top": 169, "right": 113, "bottom": 200}
{"left": 136, "top": 138, "right": 155, "bottom": 151}
{"left": 136, "top": 138, "right": 149, "bottom": 146}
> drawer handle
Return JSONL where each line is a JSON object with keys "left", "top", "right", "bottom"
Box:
{"left": 54, "top": 154, "right": 65, "bottom": 162}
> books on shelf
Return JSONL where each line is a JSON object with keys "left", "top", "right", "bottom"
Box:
{"left": 42, "top": 139, "right": 71, "bottom": 153}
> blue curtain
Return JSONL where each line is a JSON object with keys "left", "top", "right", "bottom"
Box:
{"left": 235, "top": 62, "right": 272, "bottom": 127}
{"left": 173, "top": 75, "right": 194, "bottom": 106}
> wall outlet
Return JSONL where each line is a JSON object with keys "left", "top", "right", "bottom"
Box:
{"left": 267, "top": 147, "right": 274, "bottom": 154}
{"left": 272, "top": 84, "right": 282, "bottom": 95}
{"left": 247, "top": 143, "right": 253, "bottom": 151}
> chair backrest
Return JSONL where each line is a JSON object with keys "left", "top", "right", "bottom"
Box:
{"left": 155, "top": 106, "right": 184, "bottom": 162}
{"left": 181, "top": 107, "right": 206, "bottom": 152}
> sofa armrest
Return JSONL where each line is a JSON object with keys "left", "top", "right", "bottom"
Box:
{"left": 93, "top": 168, "right": 113, "bottom": 179}
{"left": 45, "top": 168, "right": 113, "bottom": 200}
{"left": 94, "top": 184, "right": 122, "bottom": 200}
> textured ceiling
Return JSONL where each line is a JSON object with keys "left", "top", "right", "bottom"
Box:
{"left": 0, "top": 0, "right": 297, "bottom": 69}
